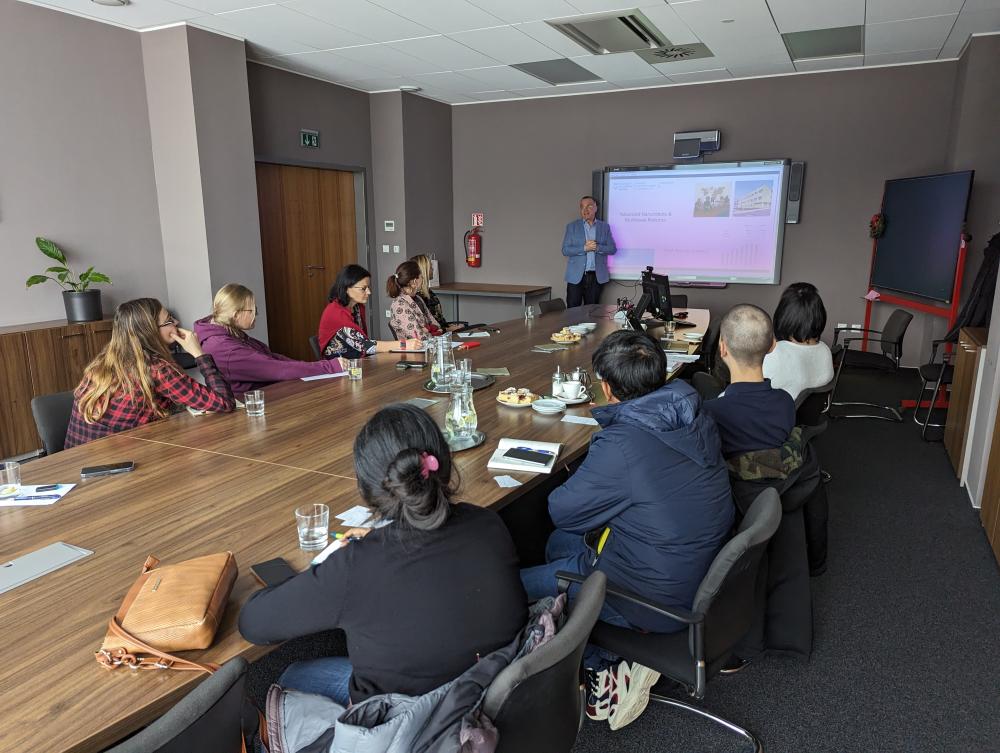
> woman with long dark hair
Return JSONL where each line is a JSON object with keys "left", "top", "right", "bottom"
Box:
{"left": 317, "top": 264, "right": 420, "bottom": 359}
{"left": 64, "top": 298, "right": 235, "bottom": 448}
{"left": 763, "top": 282, "right": 834, "bottom": 400}
{"left": 239, "top": 404, "right": 527, "bottom": 706}
{"left": 387, "top": 260, "right": 442, "bottom": 340}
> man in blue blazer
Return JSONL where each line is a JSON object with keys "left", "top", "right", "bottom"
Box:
{"left": 562, "top": 195, "right": 617, "bottom": 307}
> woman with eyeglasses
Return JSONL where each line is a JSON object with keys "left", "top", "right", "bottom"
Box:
{"left": 318, "top": 264, "right": 421, "bottom": 360}
{"left": 64, "top": 298, "right": 235, "bottom": 448}
{"left": 195, "top": 283, "right": 342, "bottom": 396}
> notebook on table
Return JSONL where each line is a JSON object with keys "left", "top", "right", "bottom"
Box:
{"left": 487, "top": 438, "right": 562, "bottom": 474}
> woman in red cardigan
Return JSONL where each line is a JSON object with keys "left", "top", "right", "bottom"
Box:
{"left": 318, "top": 265, "right": 421, "bottom": 359}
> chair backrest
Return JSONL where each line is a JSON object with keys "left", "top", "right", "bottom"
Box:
{"left": 880, "top": 309, "right": 913, "bottom": 362}
{"left": 30, "top": 391, "right": 75, "bottom": 455}
{"left": 484, "top": 572, "right": 606, "bottom": 753}
{"left": 794, "top": 375, "right": 837, "bottom": 425}
{"left": 539, "top": 298, "right": 567, "bottom": 314}
{"left": 105, "top": 657, "right": 248, "bottom": 753}
{"left": 691, "top": 489, "right": 781, "bottom": 665}
{"left": 700, "top": 320, "right": 720, "bottom": 372}
{"left": 692, "top": 371, "right": 724, "bottom": 401}
{"left": 308, "top": 335, "right": 321, "bottom": 360}
{"left": 671, "top": 293, "right": 688, "bottom": 309}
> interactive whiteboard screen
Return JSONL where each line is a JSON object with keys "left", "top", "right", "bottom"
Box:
{"left": 604, "top": 160, "right": 790, "bottom": 284}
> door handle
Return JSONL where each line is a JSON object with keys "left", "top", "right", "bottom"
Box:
{"left": 60, "top": 332, "right": 84, "bottom": 339}
{"left": 304, "top": 264, "right": 326, "bottom": 278}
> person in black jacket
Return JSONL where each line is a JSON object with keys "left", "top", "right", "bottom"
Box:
{"left": 239, "top": 404, "right": 528, "bottom": 706}
{"left": 520, "top": 330, "right": 735, "bottom": 730}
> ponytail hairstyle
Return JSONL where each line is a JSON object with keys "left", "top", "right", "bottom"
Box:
{"left": 76, "top": 298, "right": 180, "bottom": 423}
{"left": 353, "top": 403, "right": 456, "bottom": 530}
{"left": 211, "top": 283, "right": 255, "bottom": 339}
{"left": 411, "top": 254, "right": 433, "bottom": 298}
{"left": 386, "top": 260, "right": 421, "bottom": 299}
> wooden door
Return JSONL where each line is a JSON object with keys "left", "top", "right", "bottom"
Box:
{"left": 24, "top": 324, "right": 91, "bottom": 396}
{"left": 256, "top": 163, "right": 358, "bottom": 361}
{"left": 0, "top": 333, "right": 38, "bottom": 457}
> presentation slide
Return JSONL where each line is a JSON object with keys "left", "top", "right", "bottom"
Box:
{"left": 604, "top": 161, "right": 789, "bottom": 284}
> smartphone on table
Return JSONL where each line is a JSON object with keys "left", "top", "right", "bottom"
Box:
{"left": 250, "top": 558, "right": 298, "bottom": 588}
{"left": 502, "top": 447, "right": 554, "bottom": 466}
{"left": 80, "top": 461, "right": 136, "bottom": 479}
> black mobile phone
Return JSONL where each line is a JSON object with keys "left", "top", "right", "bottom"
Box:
{"left": 250, "top": 558, "right": 298, "bottom": 588}
{"left": 36, "top": 484, "right": 60, "bottom": 492}
{"left": 80, "top": 461, "right": 136, "bottom": 479}
{"left": 502, "top": 447, "right": 554, "bottom": 466}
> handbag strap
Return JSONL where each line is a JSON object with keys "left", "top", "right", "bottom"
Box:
{"left": 96, "top": 615, "right": 220, "bottom": 673}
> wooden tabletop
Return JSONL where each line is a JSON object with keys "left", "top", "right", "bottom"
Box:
{"left": 433, "top": 282, "right": 551, "bottom": 296}
{"left": 0, "top": 305, "right": 708, "bottom": 753}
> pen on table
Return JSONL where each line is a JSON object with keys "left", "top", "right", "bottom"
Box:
{"left": 12, "top": 494, "right": 62, "bottom": 501}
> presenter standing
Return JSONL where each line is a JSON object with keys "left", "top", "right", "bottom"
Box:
{"left": 562, "top": 195, "right": 617, "bottom": 308}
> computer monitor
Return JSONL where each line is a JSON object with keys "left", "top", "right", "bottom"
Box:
{"left": 640, "top": 267, "right": 673, "bottom": 322}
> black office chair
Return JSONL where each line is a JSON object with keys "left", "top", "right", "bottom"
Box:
{"left": 830, "top": 308, "right": 913, "bottom": 421}
{"left": 308, "top": 335, "right": 321, "bottom": 360}
{"left": 795, "top": 376, "right": 837, "bottom": 427}
{"left": 671, "top": 293, "right": 688, "bottom": 309}
{"left": 539, "top": 298, "right": 567, "bottom": 314}
{"left": 560, "top": 490, "right": 780, "bottom": 752}
{"left": 913, "top": 338, "right": 955, "bottom": 440}
{"left": 104, "top": 657, "right": 248, "bottom": 753}
{"left": 30, "top": 391, "right": 75, "bottom": 456}
{"left": 692, "top": 371, "right": 724, "bottom": 401}
{"left": 484, "top": 572, "right": 606, "bottom": 753}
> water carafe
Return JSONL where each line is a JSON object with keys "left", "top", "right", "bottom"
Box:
{"left": 430, "top": 334, "right": 456, "bottom": 388}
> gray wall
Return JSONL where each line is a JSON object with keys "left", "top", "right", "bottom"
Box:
{"left": 451, "top": 61, "right": 964, "bottom": 363}
{"left": 0, "top": 0, "right": 165, "bottom": 327}
{"left": 370, "top": 91, "right": 407, "bottom": 337}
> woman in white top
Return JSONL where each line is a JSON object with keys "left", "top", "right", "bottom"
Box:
{"left": 763, "top": 282, "right": 834, "bottom": 401}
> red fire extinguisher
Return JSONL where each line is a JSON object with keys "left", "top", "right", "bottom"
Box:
{"left": 464, "top": 227, "right": 482, "bottom": 268}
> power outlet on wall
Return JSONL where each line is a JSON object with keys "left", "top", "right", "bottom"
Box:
{"left": 382, "top": 244, "right": 390, "bottom": 254}
{"left": 837, "top": 322, "right": 847, "bottom": 330}
{"left": 385, "top": 310, "right": 391, "bottom": 319}
{"left": 851, "top": 323, "right": 862, "bottom": 330}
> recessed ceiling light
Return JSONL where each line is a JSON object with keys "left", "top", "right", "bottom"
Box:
{"left": 91, "top": 0, "right": 129, "bottom": 6}
{"left": 399, "top": 85, "right": 422, "bottom": 92}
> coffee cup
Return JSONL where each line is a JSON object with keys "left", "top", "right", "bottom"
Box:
{"left": 562, "top": 380, "right": 584, "bottom": 399}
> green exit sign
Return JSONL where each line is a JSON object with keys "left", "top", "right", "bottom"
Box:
{"left": 300, "top": 129, "right": 320, "bottom": 148}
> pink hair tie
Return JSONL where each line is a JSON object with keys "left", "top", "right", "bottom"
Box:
{"left": 419, "top": 452, "right": 439, "bottom": 479}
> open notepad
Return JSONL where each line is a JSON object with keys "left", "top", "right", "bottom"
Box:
{"left": 487, "top": 438, "right": 562, "bottom": 474}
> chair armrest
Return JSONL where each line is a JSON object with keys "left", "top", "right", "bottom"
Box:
{"left": 834, "top": 326, "right": 881, "bottom": 347}
{"left": 555, "top": 571, "right": 702, "bottom": 625}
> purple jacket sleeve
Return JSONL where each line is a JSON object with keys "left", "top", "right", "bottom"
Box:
{"left": 214, "top": 335, "right": 342, "bottom": 385}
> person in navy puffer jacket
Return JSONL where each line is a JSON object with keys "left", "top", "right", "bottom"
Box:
{"left": 521, "top": 329, "right": 735, "bottom": 636}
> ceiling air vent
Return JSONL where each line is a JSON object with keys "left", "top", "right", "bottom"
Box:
{"left": 547, "top": 10, "right": 667, "bottom": 55}
{"left": 636, "top": 43, "right": 715, "bottom": 65}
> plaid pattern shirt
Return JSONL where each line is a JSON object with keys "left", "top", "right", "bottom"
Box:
{"left": 64, "top": 355, "right": 235, "bottom": 449}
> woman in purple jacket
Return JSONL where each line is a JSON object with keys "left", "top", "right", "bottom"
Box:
{"left": 195, "top": 284, "right": 342, "bottom": 396}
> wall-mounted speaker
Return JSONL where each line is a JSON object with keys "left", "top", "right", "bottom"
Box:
{"left": 786, "top": 160, "right": 805, "bottom": 224}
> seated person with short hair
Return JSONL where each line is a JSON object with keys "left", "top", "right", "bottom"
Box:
{"left": 763, "top": 282, "right": 834, "bottom": 401}
{"left": 520, "top": 329, "right": 734, "bottom": 730}
{"left": 702, "top": 304, "right": 796, "bottom": 457}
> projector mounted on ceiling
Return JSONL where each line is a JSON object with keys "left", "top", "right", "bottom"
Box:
{"left": 547, "top": 10, "right": 667, "bottom": 55}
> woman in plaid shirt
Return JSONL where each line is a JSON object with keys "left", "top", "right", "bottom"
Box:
{"left": 64, "top": 298, "right": 236, "bottom": 448}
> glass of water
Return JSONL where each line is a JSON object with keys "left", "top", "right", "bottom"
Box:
{"left": 665, "top": 320, "right": 677, "bottom": 340}
{"left": 295, "top": 503, "right": 330, "bottom": 550}
{"left": 245, "top": 390, "right": 265, "bottom": 417}
{"left": 525, "top": 305, "right": 535, "bottom": 321}
{"left": 0, "top": 461, "right": 20, "bottom": 499}
{"left": 347, "top": 359, "right": 363, "bottom": 381}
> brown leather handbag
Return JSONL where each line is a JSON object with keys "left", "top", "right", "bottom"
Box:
{"left": 95, "top": 552, "right": 238, "bottom": 673}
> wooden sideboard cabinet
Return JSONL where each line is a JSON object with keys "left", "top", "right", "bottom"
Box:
{"left": 0, "top": 319, "right": 112, "bottom": 458}
{"left": 981, "top": 404, "right": 1000, "bottom": 565}
{"left": 943, "top": 328, "right": 988, "bottom": 475}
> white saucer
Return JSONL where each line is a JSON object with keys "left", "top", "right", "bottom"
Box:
{"left": 553, "top": 391, "right": 591, "bottom": 405}
{"left": 532, "top": 399, "right": 566, "bottom": 414}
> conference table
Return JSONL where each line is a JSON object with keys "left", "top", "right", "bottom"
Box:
{"left": 0, "top": 304, "right": 708, "bottom": 753}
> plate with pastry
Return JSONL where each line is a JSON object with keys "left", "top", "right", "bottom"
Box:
{"left": 551, "top": 328, "right": 582, "bottom": 344}
{"left": 496, "top": 387, "right": 539, "bottom": 407}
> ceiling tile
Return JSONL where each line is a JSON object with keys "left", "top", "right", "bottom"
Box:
{"left": 665, "top": 67, "right": 733, "bottom": 83}
{"left": 865, "top": 14, "right": 957, "bottom": 54}
{"left": 568, "top": 0, "right": 644, "bottom": 12}
{"left": 464, "top": 0, "right": 580, "bottom": 24}
{"left": 390, "top": 34, "right": 503, "bottom": 68}
{"left": 866, "top": 0, "right": 964, "bottom": 25}
{"left": 331, "top": 42, "right": 446, "bottom": 74}
{"left": 516, "top": 20, "right": 594, "bottom": 56}
{"left": 27, "top": 0, "right": 201, "bottom": 29}
{"left": 650, "top": 54, "right": 742, "bottom": 75}
{"left": 793, "top": 53, "right": 864, "bottom": 71}
{"left": 939, "top": 8, "right": 1000, "bottom": 56}
{"left": 418, "top": 89, "right": 480, "bottom": 104}
{"left": 281, "top": 0, "right": 433, "bottom": 42}
{"left": 726, "top": 60, "right": 796, "bottom": 76}
{"left": 341, "top": 75, "right": 415, "bottom": 90}
{"left": 193, "top": 5, "right": 374, "bottom": 50}
{"left": 268, "top": 49, "right": 394, "bottom": 80}
{"left": 614, "top": 77, "right": 672, "bottom": 90}
{"left": 572, "top": 51, "right": 666, "bottom": 83}
{"left": 782, "top": 25, "right": 864, "bottom": 59}
{"left": 712, "top": 31, "right": 790, "bottom": 62}
{"left": 191, "top": 14, "right": 318, "bottom": 55}
{"left": 448, "top": 25, "right": 561, "bottom": 64}
{"left": 411, "top": 70, "right": 485, "bottom": 91}
{"left": 509, "top": 80, "right": 620, "bottom": 97}
{"left": 672, "top": 0, "right": 780, "bottom": 42}
{"left": 459, "top": 64, "right": 553, "bottom": 89}
{"left": 636, "top": 3, "right": 701, "bottom": 44}
{"left": 368, "top": 0, "right": 504, "bottom": 34}
{"left": 765, "top": 0, "right": 865, "bottom": 34}
{"left": 864, "top": 48, "right": 940, "bottom": 65}
{"left": 174, "top": 0, "right": 266, "bottom": 13}
{"left": 962, "top": 0, "right": 1000, "bottom": 10}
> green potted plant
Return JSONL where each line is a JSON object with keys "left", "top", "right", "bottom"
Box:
{"left": 26, "top": 237, "right": 112, "bottom": 323}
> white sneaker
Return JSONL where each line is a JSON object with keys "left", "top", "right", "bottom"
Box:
{"left": 608, "top": 661, "right": 660, "bottom": 730}
{"left": 585, "top": 667, "right": 616, "bottom": 721}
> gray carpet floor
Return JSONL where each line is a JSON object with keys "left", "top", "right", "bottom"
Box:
{"left": 247, "top": 367, "right": 1000, "bottom": 753}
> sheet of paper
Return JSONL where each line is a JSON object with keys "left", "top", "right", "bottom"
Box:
{"left": 476, "top": 368, "right": 510, "bottom": 376}
{"left": 335, "top": 505, "right": 391, "bottom": 528}
{"left": 562, "top": 415, "right": 599, "bottom": 426}
{"left": 494, "top": 475, "right": 524, "bottom": 488}
{"left": 310, "top": 538, "right": 348, "bottom": 565}
{"left": 0, "top": 483, "right": 76, "bottom": 508}
{"left": 457, "top": 331, "right": 490, "bottom": 338}
{"left": 301, "top": 371, "right": 349, "bottom": 382}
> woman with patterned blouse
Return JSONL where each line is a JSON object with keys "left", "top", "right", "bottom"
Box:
{"left": 387, "top": 260, "right": 444, "bottom": 341}
{"left": 318, "top": 265, "right": 421, "bottom": 360}
{"left": 411, "top": 254, "right": 461, "bottom": 333}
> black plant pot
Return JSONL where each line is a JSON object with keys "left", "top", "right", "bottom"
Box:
{"left": 63, "top": 290, "right": 103, "bottom": 323}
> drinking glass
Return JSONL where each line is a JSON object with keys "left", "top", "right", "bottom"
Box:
{"left": 0, "top": 461, "right": 20, "bottom": 499}
{"left": 245, "top": 390, "right": 265, "bottom": 417}
{"left": 665, "top": 320, "right": 677, "bottom": 340}
{"left": 525, "top": 306, "right": 535, "bottom": 320}
{"left": 347, "top": 359, "right": 363, "bottom": 381}
{"left": 295, "top": 503, "right": 330, "bottom": 550}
